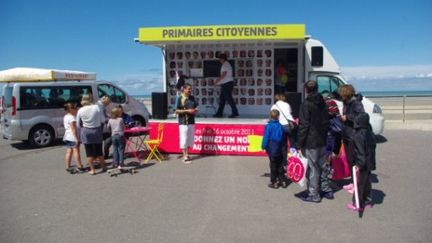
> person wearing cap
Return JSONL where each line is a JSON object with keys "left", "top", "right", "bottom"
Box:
{"left": 213, "top": 53, "right": 239, "bottom": 118}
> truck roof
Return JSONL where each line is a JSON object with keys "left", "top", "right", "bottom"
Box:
{"left": 0, "top": 67, "right": 96, "bottom": 82}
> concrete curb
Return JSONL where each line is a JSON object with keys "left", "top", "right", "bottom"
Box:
{"left": 384, "top": 120, "right": 432, "bottom": 131}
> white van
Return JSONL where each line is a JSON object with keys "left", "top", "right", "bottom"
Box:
{"left": 0, "top": 68, "right": 151, "bottom": 147}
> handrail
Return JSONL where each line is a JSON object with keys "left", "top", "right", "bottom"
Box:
{"left": 367, "top": 95, "right": 432, "bottom": 122}
{"left": 363, "top": 94, "right": 432, "bottom": 98}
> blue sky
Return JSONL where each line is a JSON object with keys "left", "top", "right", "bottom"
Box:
{"left": 1, "top": 0, "right": 431, "bottom": 94}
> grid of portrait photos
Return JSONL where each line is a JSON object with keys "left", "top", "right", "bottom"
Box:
{"left": 166, "top": 44, "right": 275, "bottom": 112}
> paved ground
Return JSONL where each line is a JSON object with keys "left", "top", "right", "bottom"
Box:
{"left": 0, "top": 130, "right": 432, "bottom": 243}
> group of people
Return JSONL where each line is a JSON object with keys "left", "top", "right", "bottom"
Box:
{"left": 262, "top": 81, "right": 376, "bottom": 212}
{"left": 173, "top": 76, "right": 377, "bottom": 212}
{"left": 63, "top": 95, "right": 135, "bottom": 175}
{"left": 62, "top": 56, "right": 376, "bottom": 212}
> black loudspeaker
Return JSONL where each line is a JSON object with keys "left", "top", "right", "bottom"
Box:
{"left": 151, "top": 92, "right": 168, "bottom": 119}
{"left": 311, "top": 46, "right": 323, "bottom": 66}
{"left": 285, "top": 92, "right": 302, "bottom": 118}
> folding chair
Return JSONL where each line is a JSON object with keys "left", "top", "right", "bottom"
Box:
{"left": 144, "top": 123, "right": 164, "bottom": 163}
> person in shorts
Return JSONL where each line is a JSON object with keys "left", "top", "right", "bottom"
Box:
{"left": 76, "top": 94, "right": 107, "bottom": 175}
{"left": 63, "top": 102, "right": 84, "bottom": 173}
{"left": 175, "top": 83, "right": 198, "bottom": 164}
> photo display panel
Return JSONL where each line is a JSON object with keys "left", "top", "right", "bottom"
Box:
{"left": 166, "top": 43, "right": 275, "bottom": 116}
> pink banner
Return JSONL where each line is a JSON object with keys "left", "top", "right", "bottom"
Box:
{"left": 149, "top": 122, "right": 266, "bottom": 156}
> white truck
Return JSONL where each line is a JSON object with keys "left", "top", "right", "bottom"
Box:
{"left": 136, "top": 24, "right": 384, "bottom": 134}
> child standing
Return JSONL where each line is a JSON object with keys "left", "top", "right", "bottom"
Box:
{"left": 107, "top": 107, "right": 125, "bottom": 169}
{"left": 262, "top": 110, "right": 287, "bottom": 189}
{"left": 324, "top": 96, "right": 343, "bottom": 178}
{"left": 325, "top": 96, "right": 343, "bottom": 157}
{"left": 63, "top": 103, "right": 84, "bottom": 173}
{"left": 347, "top": 113, "right": 376, "bottom": 211}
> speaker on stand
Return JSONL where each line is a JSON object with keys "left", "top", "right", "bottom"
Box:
{"left": 151, "top": 92, "right": 168, "bottom": 119}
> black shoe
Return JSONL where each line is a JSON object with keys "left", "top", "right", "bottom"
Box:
{"left": 228, "top": 114, "right": 239, "bottom": 118}
{"left": 322, "top": 191, "right": 334, "bottom": 200}
{"left": 268, "top": 183, "right": 279, "bottom": 189}
{"left": 299, "top": 195, "right": 321, "bottom": 203}
{"left": 213, "top": 114, "right": 223, "bottom": 118}
{"left": 76, "top": 167, "right": 86, "bottom": 173}
{"left": 66, "top": 168, "right": 74, "bottom": 174}
{"left": 364, "top": 197, "right": 374, "bottom": 208}
{"left": 279, "top": 180, "right": 288, "bottom": 188}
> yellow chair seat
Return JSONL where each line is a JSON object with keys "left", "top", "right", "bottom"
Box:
{"left": 144, "top": 123, "right": 164, "bottom": 163}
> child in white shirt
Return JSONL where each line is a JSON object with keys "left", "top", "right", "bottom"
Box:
{"left": 63, "top": 103, "right": 84, "bottom": 173}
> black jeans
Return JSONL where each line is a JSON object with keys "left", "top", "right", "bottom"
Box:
{"left": 269, "top": 155, "right": 285, "bottom": 184}
{"left": 103, "top": 133, "right": 112, "bottom": 158}
{"left": 281, "top": 125, "right": 291, "bottom": 171}
{"left": 216, "top": 81, "right": 238, "bottom": 116}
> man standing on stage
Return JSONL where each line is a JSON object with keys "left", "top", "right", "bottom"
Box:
{"left": 213, "top": 53, "right": 239, "bottom": 118}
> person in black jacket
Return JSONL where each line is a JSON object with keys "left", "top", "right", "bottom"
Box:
{"left": 347, "top": 113, "right": 376, "bottom": 211}
{"left": 297, "top": 80, "right": 331, "bottom": 203}
{"left": 339, "top": 84, "right": 365, "bottom": 192}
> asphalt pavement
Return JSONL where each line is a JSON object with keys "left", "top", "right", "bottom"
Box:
{"left": 0, "top": 130, "right": 431, "bottom": 243}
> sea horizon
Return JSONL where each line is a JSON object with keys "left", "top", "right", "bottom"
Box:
{"left": 131, "top": 90, "right": 432, "bottom": 99}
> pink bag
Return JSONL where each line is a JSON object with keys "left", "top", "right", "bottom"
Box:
{"left": 287, "top": 150, "right": 308, "bottom": 187}
{"left": 331, "top": 144, "right": 351, "bottom": 180}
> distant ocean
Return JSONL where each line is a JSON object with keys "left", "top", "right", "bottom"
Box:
{"left": 360, "top": 90, "right": 432, "bottom": 97}
{"left": 131, "top": 90, "right": 432, "bottom": 99}
{"left": 131, "top": 94, "right": 151, "bottom": 99}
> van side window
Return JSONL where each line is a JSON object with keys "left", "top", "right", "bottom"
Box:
{"left": 20, "top": 87, "right": 51, "bottom": 108}
{"left": 67, "top": 86, "right": 92, "bottom": 106}
{"left": 3, "top": 87, "right": 14, "bottom": 108}
{"left": 97, "top": 84, "right": 126, "bottom": 104}
{"left": 19, "top": 86, "right": 92, "bottom": 109}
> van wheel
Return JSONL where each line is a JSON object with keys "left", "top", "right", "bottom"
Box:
{"left": 29, "top": 125, "right": 54, "bottom": 148}
{"left": 132, "top": 116, "right": 146, "bottom": 127}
